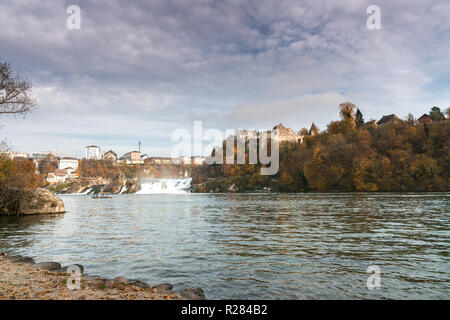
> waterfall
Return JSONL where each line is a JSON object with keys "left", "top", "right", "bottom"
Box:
{"left": 136, "top": 178, "right": 192, "bottom": 194}
{"left": 80, "top": 187, "right": 93, "bottom": 195}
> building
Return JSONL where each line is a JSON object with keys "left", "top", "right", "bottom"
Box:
{"left": 33, "top": 151, "right": 54, "bottom": 161}
{"left": 418, "top": 114, "right": 433, "bottom": 124}
{"left": 46, "top": 169, "right": 69, "bottom": 184}
{"left": 85, "top": 145, "right": 101, "bottom": 160}
{"left": 308, "top": 123, "right": 319, "bottom": 136}
{"left": 103, "top": 150, "right": 117, "bottom": 162}
{"left": 172, "top": 156, "right": 191, "bottom": 165}
{"left": 272, "top": 123, "right": 299, "bottom": 143}
{"left": 361, "top": 120, "right": 378, "bottom": 130}
{"left": 377, "top": 114, "right": 401, "bottom": 126}
{"left": 145, "top": 157, "right": 173, "bottom": 165}
{"left": 193, "top": 156, "right": 206, "bottom": 165}
{"left": 59, "top": 157, "right": 79, "bottom": 170}
{"left": 2, "top": 151, "right": 30, "bottom": 160}
{"left": 123, "top": 151, "right": 143, "bottom": 164}
{"left": 65, "top": 167, "right": 78, "bottom": 178}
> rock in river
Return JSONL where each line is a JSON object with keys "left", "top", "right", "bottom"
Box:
{"left": 21, "top": 188, "right": 65, "bottom": 215}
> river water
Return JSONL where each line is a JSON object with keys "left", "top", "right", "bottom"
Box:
{"left": 0, "top": 192, "right": 448, "bottom": 299}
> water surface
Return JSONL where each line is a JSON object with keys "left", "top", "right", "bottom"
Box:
{"left": 0, "top": 193, "right": 448, "bottom": 299}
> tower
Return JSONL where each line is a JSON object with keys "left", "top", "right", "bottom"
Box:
{"left": 138, "top": 141, "right": 141, "bottom": 153}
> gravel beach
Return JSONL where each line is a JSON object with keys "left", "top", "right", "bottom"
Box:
{"left": 0, "top": 254, "right": 205, "bottom": 300}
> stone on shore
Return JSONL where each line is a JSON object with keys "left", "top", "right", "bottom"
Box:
{"left": 5, "top": 255, "right": 35, "bottom": 264}
{"left": 129, "top": 279, "right": 151, "bottom": 289}
{"left": 21, "top": 188, "right": 65, "bottom": 215}
{"left": 82, "top": 274, "right": 101, "bottom": 281}
{"left": 36, "top": 261, "right": 61, "bottom": 271}
{"left": 54, "top": 264, "right": 84, "bottom": 274}
{"left": 113, "top": 276, "right": 129, "bottom": 284}
{"left": 174, "top": 287, "right": 206, "bottom": 300}
{"left": 152, "top": 283, "right": 173, "bottom": 291}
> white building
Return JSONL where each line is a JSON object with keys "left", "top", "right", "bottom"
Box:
{"left": 102, "top": 150, "right": 117, "bottom": 162}
{"left": 193, "top": 156, "right": 206, "bottom": 165}
{"left": 33, "top": 151, "right": 54, "bottom": 161}
{"left": 172, "top": 156, "right": 191, "bottom": 165}
{"left": 46, "top": 169, "right": 69, "bottom": 184}
{"left": 146, "top": 157, "right": 173, "bottom": 164}
{"left": 85, "top": 145, "right": 101, "bottom": 160}
{"left": 123, "top": 151, "right": 144, "bottom": 164}
{"left": 2, "top": 151, "right": 30, "bottom": 159}
{"left": 59, "top": 157, "right": 79, "bottom": 170}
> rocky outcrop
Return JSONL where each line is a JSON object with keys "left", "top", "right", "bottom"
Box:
{"left": 70, "top": 174, "right": 140, "bottom": 194}
{"left": 52, "top": 177, "right": 111, "bottom": 194}
{"left": 21, "top": 188, "right": 65, "bottom": 215}
{"left": 103, "top": 173, "right": 127, "bottom": 194}
{"left": 124, "top": 177, "right": 141, "bottom": 193}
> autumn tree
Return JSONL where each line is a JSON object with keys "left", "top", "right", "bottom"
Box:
{"left": 299, "top": 128, "right": 309, "bottom": 136}
{"left": 0, "top": 60, "right": 38, "bottom": 215}
{"left": 339, "top": 102, "right": 356, "bottom": 120}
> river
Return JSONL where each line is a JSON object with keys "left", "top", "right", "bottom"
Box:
{"left": 0, "top": 192, "right": 448, "bottom": 299}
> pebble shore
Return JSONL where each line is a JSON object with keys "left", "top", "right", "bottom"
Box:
{"left": 0, "top": 253, "right": 205, "bottom": 300}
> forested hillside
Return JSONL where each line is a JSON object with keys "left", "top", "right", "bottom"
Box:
{"left": 193, "top": 104, "right": 449, "bottom": 192}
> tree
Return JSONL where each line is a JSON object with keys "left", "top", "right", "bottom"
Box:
{"left": 299, "top": 128, "right": 309, "bottom": 136}
{"left": 0, "top": 60, "right": 36, "bottom": 116}
{"left": 0, "top": 158, "right": 38, "bottom": 215}
{"left": 429, "top": 106, "right": 445, "bottom": 122}
{"left": 446, "top": 107, "right": 450, "bottom": 120}
{"left": 355, "top": 108, "right": 364, "bottom": 128}
{"left": 406, "top": 113, "right": 416, "bottom": 126}
{"left": 339, "top": 102, "right": 356, "bottom": 120}
{"left": 1, "top": 61, "right": 38, "bottom": 215}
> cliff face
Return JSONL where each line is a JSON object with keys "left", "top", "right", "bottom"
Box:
{"left": 103, "top": 173, "right": 127, "bottom": 194}
{"left": 21, "top": 188, "right": 65, "bottom": 215}
{"left": 50, "top": 173, "right": 142, "bottom": 195}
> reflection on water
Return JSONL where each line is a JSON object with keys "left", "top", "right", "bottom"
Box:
{"left": 0, "top": 193, "right": 449, "bottom": 299}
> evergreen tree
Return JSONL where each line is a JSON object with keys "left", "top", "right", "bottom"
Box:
{"left": 355, "top": 108, "right": 364, "bottom": 128}
{"left": 429, "top": 106, "right": 445, "bottom": 121}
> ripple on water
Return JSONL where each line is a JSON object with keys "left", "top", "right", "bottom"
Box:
{"left": 0, "top": 192, "right": 448, "bottom": 299}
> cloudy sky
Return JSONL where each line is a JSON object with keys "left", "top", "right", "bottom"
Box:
{"left": 0, "top": 0, "right": 449, "bottom": 157}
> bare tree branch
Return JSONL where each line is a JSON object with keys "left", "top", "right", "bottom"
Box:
{"left": 0, "top": 60, "right": 37, "bottom": 116}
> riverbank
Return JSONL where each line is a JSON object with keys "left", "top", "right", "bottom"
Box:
{"left": 0, "top": 253, "right": 205, "bottom": 300}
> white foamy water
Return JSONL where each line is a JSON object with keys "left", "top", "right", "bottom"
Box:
{"left": 80, "top": 188, "right": 92, "bottom": 195}
{"left": 136, "top": 178, "right": 192, "bottom": 194}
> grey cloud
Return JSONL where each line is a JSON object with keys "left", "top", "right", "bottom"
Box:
{"left": 0, "top": 0, "right": 449, "bottom": 156}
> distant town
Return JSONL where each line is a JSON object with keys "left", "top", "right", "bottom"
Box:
{"left": 2, "top": 142, "right": 206, "bottom": 186}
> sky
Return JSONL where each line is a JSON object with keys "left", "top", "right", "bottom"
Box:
{"left": 0, "top": 0, "right": 449, "bottom": 157}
